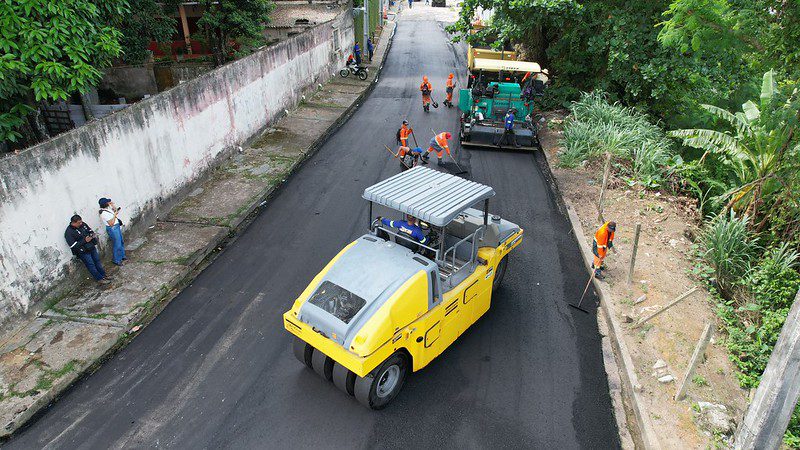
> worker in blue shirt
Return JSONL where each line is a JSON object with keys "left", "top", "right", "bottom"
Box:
{"left": 354, "top": 43, "right": 362, "bottom": 66}
{"left": 378, "top": 216, "right": 430, "bottom": 244}
{"left": 494, "top": 107, "right": 520, "bottom": 148}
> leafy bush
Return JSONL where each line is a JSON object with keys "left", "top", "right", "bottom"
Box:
{"left": 698, "top": 212, "right": 759, "bottom": 296}
{"left": 559, "top": 92, "right": 676, "bottom": 187}
{"left": 714, "top": 244, "right": 800, "bottom": 447}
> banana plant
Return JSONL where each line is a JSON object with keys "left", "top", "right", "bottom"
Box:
{"left": 668, "top": 70, "right": 800, "bottom": 225}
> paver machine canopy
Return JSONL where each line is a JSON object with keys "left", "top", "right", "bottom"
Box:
{"left": 459, "top": 58, "right": 547, "bottom": 151}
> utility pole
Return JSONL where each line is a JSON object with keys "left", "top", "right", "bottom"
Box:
{"left": 734, "top": 288, "right": 800, "bottom": 450}
{"left": 363, "top": 0, "right": 369, "bottom": 57}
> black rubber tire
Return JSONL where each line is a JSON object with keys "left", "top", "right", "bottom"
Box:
{"left": 332, "top": 362, "right": 356, "bottom": 396}
{"left": 354, "top": 353, "right": 408, "bottom": 410}
{"left": 292, "top": 337, "right": 313, "bottom": 368}
{"left": 311, "top": 348, "right": 334, "bottom": 381}
{"left": 357, "top": 69, "right": 368, "bottom": 81}
{"left": 339, "top": 68, "right": 350, "bottom": 78}
{"left": 492, "top": 256, "right": 508, "bottom": 292}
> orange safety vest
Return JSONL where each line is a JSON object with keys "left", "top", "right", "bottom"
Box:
{"left": 594, "top": 222, "right": 615, "bottom": 256}
{"left": 434, "top": 132, "right": 449, "bottom": 149}
{"left": 446, "top": 78, "right": 454, "bottom": 88}
{"left": 420, "top": 82, "right": 432, "bottom": 93}
{"left": 400, "top": 125, "right": 412, "bottom": 140}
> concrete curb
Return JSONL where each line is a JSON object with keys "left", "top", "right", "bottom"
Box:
{"left": 0, "top": 17, "right": 400, "bottom": 440}
{"left": 564, "top": 202, "right": 661, "bottom": 450}
{"left": 534, "top": 142, "right": 660, "bottom": 449}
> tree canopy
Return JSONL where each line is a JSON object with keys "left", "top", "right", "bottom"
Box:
{"left": 0, "top": 0, "right": 126, "bottom": 143}
{"left": 198, "top": 0, "right": 274, "bottom": 66}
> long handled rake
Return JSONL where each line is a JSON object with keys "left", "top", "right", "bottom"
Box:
{"left": 384, "top": 145, "right": 412, "bottom": 170}
{"left": 569, "top": 271, "right": 595, "bottom": 314}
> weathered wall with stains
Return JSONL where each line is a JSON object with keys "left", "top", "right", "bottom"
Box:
{"left": 0, "top": 11, "right": 354, "bottom": 321}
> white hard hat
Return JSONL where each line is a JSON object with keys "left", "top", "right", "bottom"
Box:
{"left": 542, "top": 69, "right": 549, "bottom": 74}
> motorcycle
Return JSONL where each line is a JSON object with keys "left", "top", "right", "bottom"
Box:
{"left": 339, "top": 63, "right": 368, "bottom": 81}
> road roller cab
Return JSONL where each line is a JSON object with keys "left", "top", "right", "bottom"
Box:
{"left": 283, "top": 167, "right": 523, "bottom": 409}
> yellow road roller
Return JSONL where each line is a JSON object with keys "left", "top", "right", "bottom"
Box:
{"left": 283, "top": 167, "right": 523, "bottom": 409}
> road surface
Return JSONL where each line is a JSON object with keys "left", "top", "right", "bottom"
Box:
{"left": 8, "top": 17, "right": 620, "bottom": 450}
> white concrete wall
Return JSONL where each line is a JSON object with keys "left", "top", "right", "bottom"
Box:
{"left": 0, "top": 11, "right": 354, "bottom": 321}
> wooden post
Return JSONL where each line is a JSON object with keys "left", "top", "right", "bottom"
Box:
{"left": 179, "top": 4, "right": 193, "bottom": 55}
{"left": 597, "top": 152, "right": 612, "bottom": 223}
{"left": 627, "top": 222, "right": 641, "bottom": 285}
{"left": 735, "top": 288, "right": 800, "bottom": 450}
{"left": 635, "top": 286, "right": 699, "bottom": 327}
{"left": 675, "top": 322, "right": 714, "bottom": 400}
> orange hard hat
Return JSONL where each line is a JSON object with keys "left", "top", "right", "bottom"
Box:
{"left": 423, "top": 76, "right": 428, "bottom": 82}
{"left": 448, "top": 73, "right": 454, "bottom": 78}
{"left": 445, "top": 132, "right": 452, "bottom": 139}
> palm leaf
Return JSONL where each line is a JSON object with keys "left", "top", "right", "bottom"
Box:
{"left": 760, "top": 70, "right": 776, "bottom": 107}
{"left": 700, "top": 104, "right": 751, "bottom": 135}
{"left": 742, "top": 100, "right": 760, "bottom": 123}
{"left": 668, "top": 128, "right": 740, "bottom": 154}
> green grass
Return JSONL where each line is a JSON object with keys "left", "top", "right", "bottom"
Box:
{"left": 559, "top": 91, "right": 676, "bottom": 188}
{"left": 692, "top": 374, "right": 709, "bottom": 387}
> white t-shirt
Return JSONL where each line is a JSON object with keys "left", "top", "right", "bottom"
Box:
{"left": 100, "top": 208, "right": 118, "bottom": 226}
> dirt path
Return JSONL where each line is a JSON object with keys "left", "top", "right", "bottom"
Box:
{"left": 539, "top": 114, "right": 749, "bottom": 448}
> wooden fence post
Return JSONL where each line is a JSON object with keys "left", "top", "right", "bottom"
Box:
{"left": 597, "top": 152, "right": 612, "bottom": 223}
{"left": 635, "top": 286, "right": 699, "bottom": 328}
{"left": 627, "top": 222, "right": 641, "bottom": 285}
{"left": 675, "top": 322, "right": 714, "bottom": 400}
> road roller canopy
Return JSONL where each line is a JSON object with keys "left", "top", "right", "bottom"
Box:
{"left": 362, "top": 167, "right": 495, "bottom": 227}
{"left": 472, "top": 58, "right": 542, "bottom": 74}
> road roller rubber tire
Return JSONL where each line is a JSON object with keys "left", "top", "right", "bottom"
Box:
{"left": 492, "top": 256, "right": 508, "bottom": 292}
{"left": 354, "top": 353, "right": 408, "bottom": 410}
{"left": 311, "top": 348, "right": 334, "bottom": 381}
{"left": 332, "top": 362, "right": 356, "bottom": 396}
{"left": 293, "top": 337, "right": 313, "bottom": 368}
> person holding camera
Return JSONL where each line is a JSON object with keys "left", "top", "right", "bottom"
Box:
{"left": 65, "top": 215, "right": 110, "bottom": 285}
{"left": 99, "top": 197, "right": 126, "bottom": 266}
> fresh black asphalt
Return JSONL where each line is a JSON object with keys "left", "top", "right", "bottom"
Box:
{"left": 7, "top": 19, "right": 620, "bottom": 449}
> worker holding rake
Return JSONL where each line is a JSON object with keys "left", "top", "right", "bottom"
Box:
{"left": 423, "top": 132, "right": 452, "bottom": 166}
{"left": 592, "top": 221, "right": 616, "bottom": 279}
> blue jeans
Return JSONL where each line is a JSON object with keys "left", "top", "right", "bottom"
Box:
{"left": 106, "top": 224, "right": 126, "bottom": 264}
{"left": 78, "top": 248, "right": 106, "bottom": 281}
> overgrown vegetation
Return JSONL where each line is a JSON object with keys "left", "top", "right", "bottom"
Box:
{"left": 559, "top": 92, "right": 677, "bottom": 188}
{"left": 452, "top": 1, "right": 800, "bottom": 444}
{"left": 1, "top": 0, "right": 274, "bottom": 149}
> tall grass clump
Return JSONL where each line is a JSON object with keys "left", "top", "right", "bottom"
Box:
{"left": 698, "top": 211, "right": 759, "bottom": 296}
{"left": 559, "top": 91, "right": 676, "bottom": 188}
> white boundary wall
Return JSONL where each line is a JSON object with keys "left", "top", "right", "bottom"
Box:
{"left": 0, "top": 12, "right": 354, "bottom": 320}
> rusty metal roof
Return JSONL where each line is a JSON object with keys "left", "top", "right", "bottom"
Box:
{"left": 363, "top": 167, "right": 495, "bottom": 227}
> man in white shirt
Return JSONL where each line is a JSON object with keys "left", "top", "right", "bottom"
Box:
{"left": 99, "top": 197, "right": 126, "bottom": 266}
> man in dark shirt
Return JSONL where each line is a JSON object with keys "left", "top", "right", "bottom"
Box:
{"left": 64, "top": 214, "right": 110, "bottom": 285}
{"left": 494, "top": 107, "right": 520, "bottom": 148}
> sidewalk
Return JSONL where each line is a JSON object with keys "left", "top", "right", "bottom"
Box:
{"left": 0, "top": 12, "right": 399, "bottom": 438}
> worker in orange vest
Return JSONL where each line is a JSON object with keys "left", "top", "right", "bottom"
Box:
{"left": 420, "top": 76, "right": 433, "bottom": 112}
{"left": 396, "top": 120, "right": 413, "bottom": 147}
{"left": 444, "top": 73, "right": 455, "bottom": 108}
{"left": 424, "top": 132, "right": 452, "bottom": 166}
{"left": 592, "top": 221, "right": 616, "bottom": 279}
